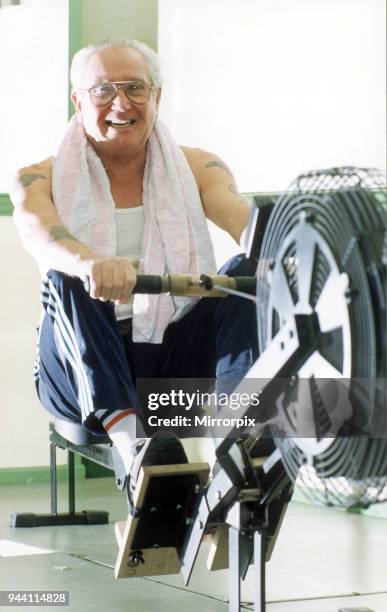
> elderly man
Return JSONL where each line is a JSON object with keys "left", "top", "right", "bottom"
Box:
{"left": 11, "top": 38, "right": 258, "bottom": 500}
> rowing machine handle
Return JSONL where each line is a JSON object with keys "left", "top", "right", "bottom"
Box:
{"left": 83, "top": 275, "right": 165, "bottom": 295}
{"left": 132, "top": 275, "right": 165, "bottom": 294}
{"left": 83, "top": 274, "right": 256, "bottom": 296}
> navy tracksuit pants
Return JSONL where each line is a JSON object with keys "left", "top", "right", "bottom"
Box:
{"left": 34, "top": 254, "right": 259, "bottom": 434}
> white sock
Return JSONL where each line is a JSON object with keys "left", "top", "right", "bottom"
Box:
{"left": 96, "top": 409, "right": 139, "bottom": 474}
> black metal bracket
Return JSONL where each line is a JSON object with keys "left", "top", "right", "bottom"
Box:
{"left": 9, "top": 423, "right": 124, "bottom": 528}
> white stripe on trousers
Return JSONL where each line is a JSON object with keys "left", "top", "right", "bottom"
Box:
{"left": 39, "top": 277, "right": 94, "bottom": 421}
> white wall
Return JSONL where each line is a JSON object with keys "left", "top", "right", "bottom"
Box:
{"left": 0, "top": 0, "right": 68, "bottom": 469}
{"left": 158, "top": 0, "right": 386, "bottom": 194}
{"left": 0, "top": 221, "right": 49, "bottom": 468}
{"left": 0, "top": 0, "right": 69, "bottom": 192}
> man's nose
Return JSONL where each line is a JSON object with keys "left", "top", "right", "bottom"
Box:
{"left": 112, "top": 88, "right": 132, "bottom": 109}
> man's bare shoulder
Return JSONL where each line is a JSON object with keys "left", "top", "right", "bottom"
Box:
{"left": 181, "top": 145, "right": 226, "bottom": 166}
{"left": 180, "top": 146, "right": 234, "bottom": 183}
{"left": 17, "top": 156, "right": 53, "bottom": 183}
{"left": 11, "top": 157, "right": 54, "bottom": 208}
{"left": 13, "top": 157, "right": 54, "bottom": 196}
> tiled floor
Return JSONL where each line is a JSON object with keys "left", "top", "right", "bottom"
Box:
{"left": 1, "top": 477, "right": 386, "bottom": 611}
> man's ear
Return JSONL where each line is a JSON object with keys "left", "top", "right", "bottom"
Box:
{"left": 71, "top": 89, "right": 82, "bottom": 114}
{"left": 155, "top": 87, "right": 162, "bottom": 110}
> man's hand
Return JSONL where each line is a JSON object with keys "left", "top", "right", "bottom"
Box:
{"left": 84, "top": 256, "right": 137, "bottom": 303}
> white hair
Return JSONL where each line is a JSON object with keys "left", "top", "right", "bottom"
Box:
{"left": 70, "top": 37, "right": 162, "bottom": 89}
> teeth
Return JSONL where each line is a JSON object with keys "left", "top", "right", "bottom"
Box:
{"left": 106, "top": 119, "right": 135, "bottom": 127}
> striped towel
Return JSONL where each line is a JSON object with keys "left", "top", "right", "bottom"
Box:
{"left": 52, "top": 115, "right": 216, "bottom": 343}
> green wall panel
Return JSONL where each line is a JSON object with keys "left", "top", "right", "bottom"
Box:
{"left": 0, "top": 194, "right": 13, "bottom": 216}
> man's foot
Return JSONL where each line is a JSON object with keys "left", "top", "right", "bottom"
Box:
{"left": 126, "top": 432, "right": 188, "bottom": 511}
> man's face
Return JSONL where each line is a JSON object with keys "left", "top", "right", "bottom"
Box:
{"left": 72, "top": 47, "right": 161, "bottom": 157}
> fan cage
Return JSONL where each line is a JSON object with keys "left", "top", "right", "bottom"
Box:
{"left": 257, "top": 166, "right": 387, "bottom": 508}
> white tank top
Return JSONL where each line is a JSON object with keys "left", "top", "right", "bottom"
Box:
{"left": 114, "top": 206, "right": 145, "bottom": 320}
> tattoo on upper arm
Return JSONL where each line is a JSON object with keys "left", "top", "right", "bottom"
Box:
{"left": 19, "top": 173, "right": 46, "bottom": 188}
{"left": 49, "top": 226, "right": 80, "bottom": 243}
{"left": 206, "top": 160, "right": 234, "bottom": 178}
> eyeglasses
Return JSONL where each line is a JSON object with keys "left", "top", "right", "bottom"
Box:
{"left": 78, "top": 80, "right": 154, "bottom": 106}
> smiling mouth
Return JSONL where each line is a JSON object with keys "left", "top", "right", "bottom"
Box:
{"left": 105, "top": 119, "right": 136, "bottom": 128}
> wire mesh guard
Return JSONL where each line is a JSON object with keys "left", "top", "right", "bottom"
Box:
{"left": 256, "top": 166, "right": 387, "bottom": 507}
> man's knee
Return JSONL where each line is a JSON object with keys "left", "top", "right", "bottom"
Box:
{"left": 218, "top": 253, "right": 256, "bottom": 276}
{"left": 46, "top": 269, "right": 83, "bottom": 292}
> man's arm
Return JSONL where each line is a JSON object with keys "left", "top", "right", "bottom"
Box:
{"left": 182, "top": 148, "right": 250, "bottom": 245}
{"left": 11, "top": 159, "right": 136, "bottom": 302}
